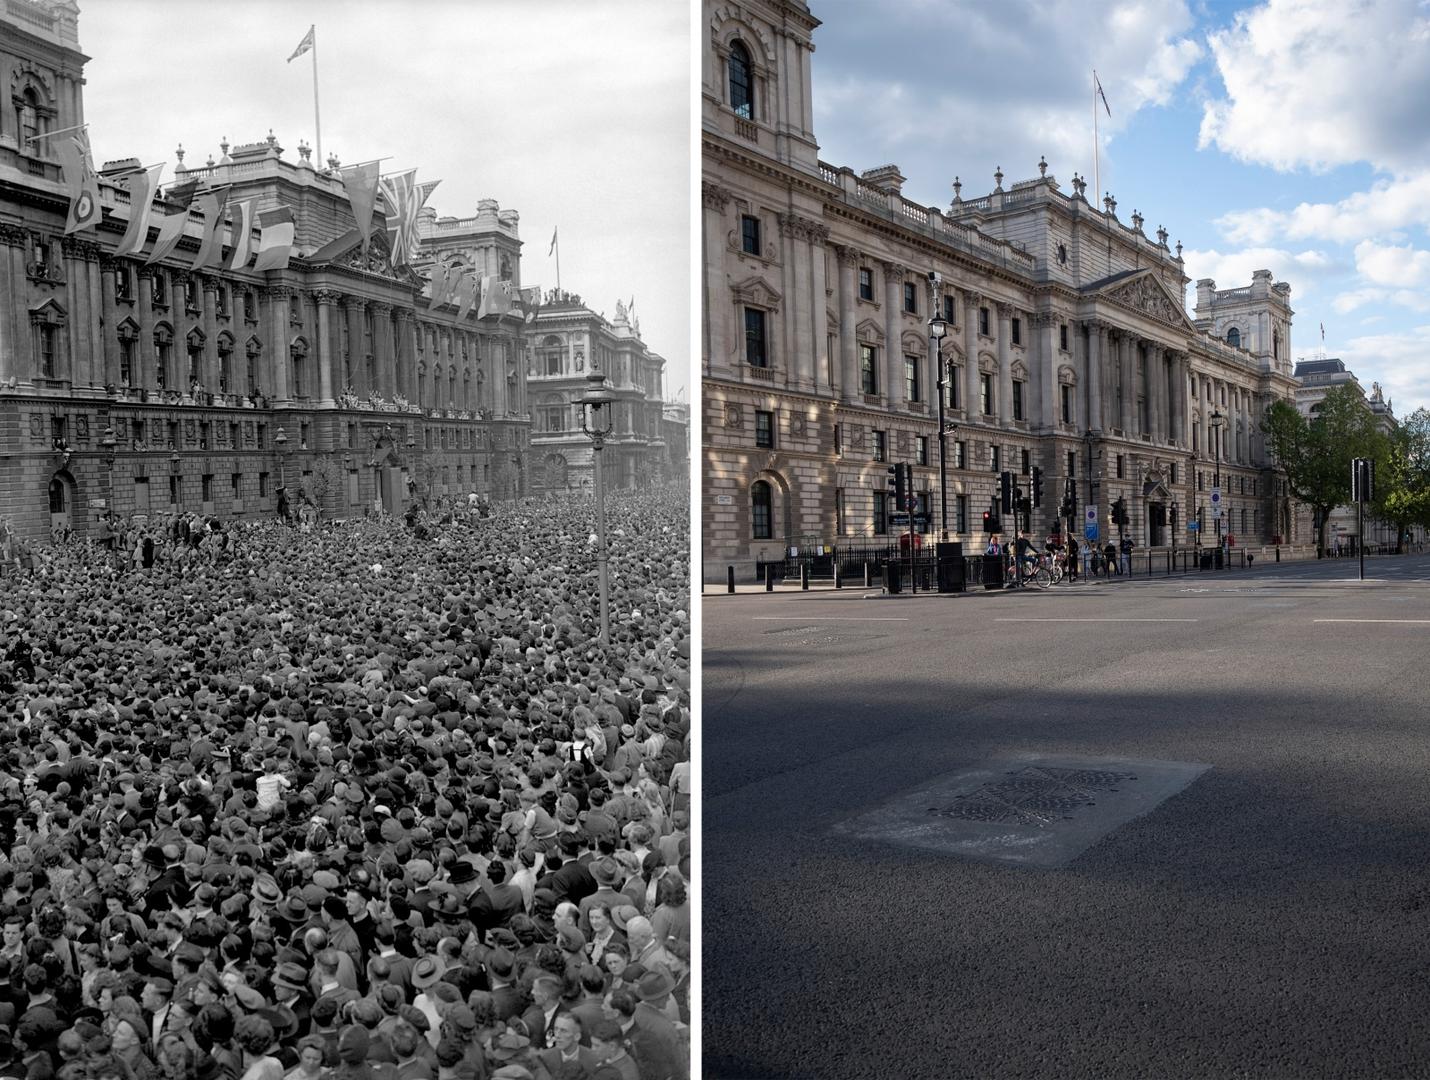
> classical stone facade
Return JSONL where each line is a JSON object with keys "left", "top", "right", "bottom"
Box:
{"left": 702, "top": 0, "right": 1305, "bottom": 577}
{"left": 0, "top": 0, "right": 534, "bottom": 543}
{"left": 526, "top": 296, "right": 672, "bottom": 496}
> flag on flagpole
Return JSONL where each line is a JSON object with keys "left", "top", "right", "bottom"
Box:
{"left": 456, "top": 271, "right": 478, "bottom": 321}
{"left": 288, "top": 25, "right": 314, "bottom": 63}
{"left": 379, "top": 170, "right": 417, "bottom": 267}
{"left": 548, "top": 227, "right": 558, "bottom": 256}
{"left": 144, "top": 180, "right": 200, "bottom": 265}
{"left": 478, "top": 275, "right": 513, "bottom": 319}
{"left": 520, "top": 285, "right": 542, "bottom": 324}
{"left": 191, "top": 188, "right": 230, "bottom": 269}
{"left": 417, "top": 179, "right": 440, "bottom": 208}
{"left": 54, "top": 131, "right": 101, "bottom": 234}
{"left": 113, "top": 163, "right": 164, "bottom": 257}
{"left": 225, "top": 198, "right": 257, "bottom": 270}
{"left": 428, "top": 262, "right": 452, "bottom": 307}
{"left": 340, "top": 162, "right": 381, "bottom": 253}
{"left": 251, "top": 206, "right": 295, "bottom": 271}
{"left": 1095, "top": 72, "right": 1111, "bottom": 116}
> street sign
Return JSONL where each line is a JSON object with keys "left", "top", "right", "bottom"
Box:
{"left": 1210, "top": 487, "right": 1223, "bottom": 519}
{"left": 1084, "top": 504, "right": 1099, "bottom": 541}
{"left": 1084, "top": 523, "right": 1099, "bottom": 541}
{"left": 1188, "top": 520, "right": 1200, "bottom": 532}
{"left": 890, "top": 512, "right": 930, "bottom": 526}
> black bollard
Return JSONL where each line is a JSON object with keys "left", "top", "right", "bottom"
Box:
{"left": 834, "top": 562, "right": 843, "bottom": 589}
{"left": 1275, "top": 546, "right": 1280, "bottom": 563}
{"left": 801, "top": 563, "right": 809, "bottom": 590}
{"left": 764, "top": 564, "right": 773, "bottom": 592}
{"left": 864, "top": 561, "right": 872, "bottom": 588}
{"left": 727, "top": 565, "right": 735, "bottom": 593}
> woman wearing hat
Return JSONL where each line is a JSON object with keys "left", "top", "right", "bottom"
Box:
{"left": 110, "top": 1016, "right": 159, "bottom": 1080}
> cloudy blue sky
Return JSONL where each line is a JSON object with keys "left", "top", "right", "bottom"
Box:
{"left": 808, "top": 0, "right": 1430, "bottom": 417}
{"left": 77, "top": 0, "right": 690, "bottom": 400}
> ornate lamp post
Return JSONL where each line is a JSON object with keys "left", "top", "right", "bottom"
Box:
{"left": 274, "top": 427, "right": 288, "bottom": 488}
{"left": 169, "top": 450, "right": 181, "bottom": 510}
{"left": 580, "top": 370, "right": 616, "bottom": 643}
{"left": 99, "top": 426, "right": 117, "bottom": 506}
{"left": 929, "top": 309, "right": 950, "bottom": 540}
{"left": 1209, "top": 409, "right": 1225, "bottom": 546}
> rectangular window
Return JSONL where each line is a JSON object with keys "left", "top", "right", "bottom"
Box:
{"left": 873, "top": 492, "right": 888, "bottom": 536}
{"left": 860, "top": 344, "right": 878, "bottom": 395}
{"left": 131, "top": 419, "right": 145, "bottom": 446}
{"left": 872, "top": 429, "right": 887, "bottom": 462}
{"left": 201, "top": 474, "right": 213, "bottom": 502}
{"left": 259, "top": 472, "right": 270, "bottom": 498}
{"left": 1067, "top": 450, "right": 1076, "bottom": 481}
{"left": 956, "top": 440, "right": 967, "bottom": 470}
{"left": 133, "top": 477, "right": 150, "bottom": 512}
{"left": 1117, "top": 454, "right": 1126, "bottom": 479}
{"left": 978, "top": 306, "right": 990, "bottom": 335}
{"left": 1012, "top": 381, "right": 1025, "bottom": 421}
{"left": 216, "top": 285, "right": 229, "bottom": 317}
{"left": 120, "top": 337, "right": 134, "bottom": 384}
{"left": 858, "top": 268, "right": 874, "bottom": 301}
{"left": 1021, "top": 448, "right": 1031, "bottom": 475}
{"left": 169, "top": 474, "right": 180, "bottom": 505}
{"left": 903, "top": 282, "right": 917, "bottom": 314}
{"left": 991, "top": 445, "right": 1000, "bottom": 473}
{"left": 904, "top": 354, "right": 920, "bottom": 402}
{"left": 1011, "top": 317, "right": 1022, "bottom": 346}
{"left": 1170, "top": 464, "right": 1178, "bottom": 485}
{"left": 115, "top": 264, "right": 133, "bottom": 302}
{"left": 755, "top": 409, "right": 774, "bottom": 448}
{"left": 835, "top": 488, "right": 845, "bottom": 536}
{"left": 915, "top": 492, "right": 931, "bottom": 534}
{"left": 741, "top": 215, "right": 761, "bottom": 255}
{"left": 38, "top": 324, "right": 56, "bottom": 378}
{"left": 199, "top": 422, "right": 210, "bottom": 450}
{"left": 257, "top": 423, "right": 267, "bottom": 449}
{"left": 1061, "top": 384, "right": 1072, "bottom": 424}
{"left": 744, "top": 308, "right": 768, "bottom": 367}
{"left": 943, "top": 295, "right": 957, "bottom": 324}
{"left": 956, "top": 494, "right": 968, "bottom": 534}
{"left": 1250, "top": 478, "right": 1256, "bottom": 496}
{"left": 231, "top": 473, "right": 242, "bottom": 504}
{"left": 1198, "top": 471, "right": 1204, "bottom": 492}
{"left": 980, "top": 372, "right": 992, "bottom": 415}
{"left": 1060, "top": 323, "right": 1069, "bottom": 351}
{"left": 946, "top": 366, "right": 959, "bottom": 410}
{"left": 834, "top": 422, "right": 842, "bottom": 456}
{"left": 167, "top": 420, "right": 179, "bottom": 450}
{"left": 916, "top": 435, "right": 928, "bottom": 466}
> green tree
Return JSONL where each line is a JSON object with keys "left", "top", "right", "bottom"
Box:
{"left": 1261, "top": 384, "right": 1385, "bottom": 557}
{"left": 1378, "top": 408, "right": 1430, "bottom": 551}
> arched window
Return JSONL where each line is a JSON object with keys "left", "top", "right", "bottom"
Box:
{"left": 186, "top": 328, "right": 205, "bottom": 388}
{"left": 751, "top": 479, "right": 773, "bottom": 539}
{"left": 217, "top": 335, "right": 233, "bottom": 393}
{"left": 18, "top": 88, "right": 41, "bottom": 149}
{"left": 48, "top": 477, "right": 67, "bottom": 515}
{"left": 154, "top": 325, "right": 173, "bottom": 389}
{"left": 729, "top": 41, "right": 754, "bottom": 119}
{"left": 291, "top": 339, "right": 308, "bottom": 398}
{"left": 1226, "top": 327, "right": 1240, "bottom": 349}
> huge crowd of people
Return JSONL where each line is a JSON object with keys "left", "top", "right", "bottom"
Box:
{"left": 0, "top": 484, "right": 692, "bottom": 1080}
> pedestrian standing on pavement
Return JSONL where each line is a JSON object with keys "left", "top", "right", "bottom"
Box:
{"left": 1103, "top": 541, "right": 1118, "bottom": 575}
{"left": 1119, "top": 535, "right": 1134, "bottom": 576}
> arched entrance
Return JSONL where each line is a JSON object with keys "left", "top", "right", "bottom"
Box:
{"left": 48, "top": 470, "right": 77, "bottom": 541}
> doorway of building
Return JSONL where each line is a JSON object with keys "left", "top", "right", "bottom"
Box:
{"left": 48, "top": 471, "right": 76, "bottom": 540}
{"left": 1147, "top": 501, "right": 1166, "bottom": 547}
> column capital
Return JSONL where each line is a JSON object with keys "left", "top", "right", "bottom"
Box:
{"left": 995, "top": 300, "right": 1014, "bottom": 320}
{"left": 312, "top": 288, "right": 343, "bottom": 306}
{"left": 962, "top": 289, "right": 983, "bottom": 308}
{"left": 881, "top": 260, "right": 908, "bottom": 280}
{"left": 0, "top": 223, "right": 27, "bottom": 247}
{"left": 369, "top": 300, "right": 393, "bottom": 315}
{"left": 60, "top": 237, "right": 101, "bottom": 261}
{"left": 198, "top": 273, "right": 223, "bottom": 294}
{"left": 833, "top": 244, "right": 860, "bottom": 267}
{"left": 701, "top": 181, "right": 733, "bottom": 210}
{"left": 260, "top": 284, "right": 294, "bottom": 301}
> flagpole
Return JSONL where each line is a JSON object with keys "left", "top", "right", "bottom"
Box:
{"left": 311, "top": 27, "right": 322, "bottom": 168}
{"left": 26, "top": 121, "right": 88, "bottom": 143}
{"left": 555, "top": 231, "right": 561, "bottom": 292}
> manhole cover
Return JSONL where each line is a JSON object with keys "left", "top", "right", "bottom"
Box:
{"left": 834, "top": 753, "right": 1210, "bottom": 868}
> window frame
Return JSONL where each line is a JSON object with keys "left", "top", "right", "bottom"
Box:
{"left": 754, "top": 409, "right": 775, "bottom": 449}
{"left": 728, "top": 40, "right": 754, "bottom": 120}
{"left": 744, "top": 307, "right": 769, "bottom": 368}
{"left": 741, "top": 214, "right": 761, "bottom": 256}
{"left": 751, "top": 478, "right": 773, "bottom": 539}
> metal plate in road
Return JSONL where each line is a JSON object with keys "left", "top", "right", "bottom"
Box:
{"left": 833, "top": 753, "right": 1211, "bottom": 869}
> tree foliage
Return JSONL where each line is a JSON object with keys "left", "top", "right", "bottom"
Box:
{"left": 1378, "top": 407, "right": 1430, "bottom": 549}
{"left": 1261, "top": 384, "right": 1385, "bottom": 554}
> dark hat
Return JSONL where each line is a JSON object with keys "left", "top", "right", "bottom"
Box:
{"left": 635, "top": 970, "right": 675, "bottom": 1002}
{"left": 589, "top": 857, "right": 620, "bottom": 887}
{"left": 410, "top": 956, "right": 443, "bottom": 990}
{"left": 447, "top": 861, "right": 476, "bottom": 885}
{"left": 484, "top": 948, "right": 517, "bottom": 981}
{"left": 271, "top": 962, "right": 308, "bottom": 994}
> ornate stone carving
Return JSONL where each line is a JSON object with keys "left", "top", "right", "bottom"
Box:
{"left": 312, "top": 289, "right": 343, "bottom": 306}
{"left": 883, "top": 261, "right": 908, "bottom": 280}
{"left": 702, "top": 182, "right": 733, "bottom": 211}
{"left": 370, "top": 301, "right": 393, "bottom": 316}
{"left": 1105, "top": 275, "right": 1186, "bottom": 329}
{"left": 777, "top": 211, "right": 824, "bottom": 241}
{"left": 260, "top": 285, "right": 293, "bottom": 301}
{"left": 723, "top": 403, "right": 742, "bottom": 429}
{"left": 0, "top": 223, "right": 28, "bottom": 247}
{"left": 60, "top": 237, "right": 100, "bottom": 261}
{"left": 833, "top": 244, "right": 860, "bottom": 267}
{"left": 790, "top": 413, "right": 807, "bottom": 437}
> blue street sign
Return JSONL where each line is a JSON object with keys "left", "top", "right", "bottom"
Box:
{"left": 1084, "top": 523, "right": 1099, "bottom": 541}
{"left": 1188, "top": 520, "right": 1201, "bottom": 532}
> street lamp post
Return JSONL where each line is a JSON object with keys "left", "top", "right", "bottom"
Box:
{"left": 1209, "top": 409, "right": 1225, "bottom": 546}
{"left": 274, "top": 427, "right": 288, "bottom": 489}
{"left": 100, "top": 426, "right": 117, "bottom": 506}
{"left": 929, "top": 310, "right": 949, "bottom": 539}
{"left": 581, "top": 370, "right": 616, "bottom": 644}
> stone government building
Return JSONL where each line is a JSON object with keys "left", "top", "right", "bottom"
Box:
{"left": 1, "top": 0, "right": 679, "bottom": 543}
{"left": 702, "top": 0, "right": 1308, "bottom": 578}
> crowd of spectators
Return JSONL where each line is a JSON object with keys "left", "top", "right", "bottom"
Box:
{"left": 0, "top": 484, "right": 691, "bottom": 1080}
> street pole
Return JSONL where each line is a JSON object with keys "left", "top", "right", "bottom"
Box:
{"left": 929, "top": 308, "right": 948, "bottom": 541}
{"left": 593, "top": 433, "right": 610, "bottom": 640}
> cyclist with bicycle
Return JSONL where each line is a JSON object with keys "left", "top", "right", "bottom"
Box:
{"left": 1014, "top": 533, "right": 1041, "bottom": 578}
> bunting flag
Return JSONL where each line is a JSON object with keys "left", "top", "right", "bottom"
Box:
{"left": 379, "top": 170, "right": 417, "bottom": 267}
{"left": 1095, "top": 72, "right": 1111, "bottom": 117}
{"left": 427, "top": 262, "right": 451, "bottom": 307}
{"left": 145, "top": 180, "right": 200, "bottom": 265}
{"left": 417, "top": 179, "right": 441, "bottom": 208}
{"left": 54, "top": 130, "right": 101, "bottom": 234}
{"left": 225, "top": 198, "right": 257, "bottom": 270}
{"left": 113, "top": 164, "right": 164, "bottom": 257}
{"left": 478, "top": 276, "right": 513, "bottom": 319}
{"left": 340, "top": 162, "right": 381, "bottom": 253}
{"left": 191, "top": 187, "right": 231, "bottom": 269}
{"left": 520, "top": 285, "right": 542, "bottom": 324}
{"left": 288, "top": 25, "right": 314, "bottom": 63}
{"left": 251, "top": 206, "right": 295, "bottom": 272}
{"left": 455, "top": 272, "right": 478, "bottom": 320}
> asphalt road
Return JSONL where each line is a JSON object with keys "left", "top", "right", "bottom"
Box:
{"left": 703, "top": 553, "right": 1430, "bottom": 1079}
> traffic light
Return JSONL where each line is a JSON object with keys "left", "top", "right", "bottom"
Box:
{"left": 1031, "top": 466, "right": 1043, "bottom": 509}
{"left": 999, "top": 470, "right": 1013, "bottom": 515}
{"left": 984, "top": 497, "right": 1001, "bottom": 534}
{"left": 1112, "top": 497, "right": 1128, "bottom": 527}
{"left": 887, "top": 463, "right": 907, "bottom": 516}
{"left": 1352, "top": 457, "right": 1375, "bottom": 503}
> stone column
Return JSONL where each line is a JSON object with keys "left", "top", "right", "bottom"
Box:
{"left": 265, "top": 286, "right": 292, "bottom": 403}
{"left": 809, "top": 223, "right": 830, "bottom": 396}
{"left": 995, "top": 303, "right": 1013, "bottom": 423}
{"left": 370, "top": 301, "right": 394, "bottom": 399}
{"left": 395, "top": 308, "right": 417, "bottom": 405}
{"left": 835, "top": 245, "right": 859, "bottom": 402}
{"left": 1147, "top": 344, "right": 1163, "bottom": 443}
{"left": 314, "top": 290, "right": 338, "bottom": 407}
{"left": 884, "top": 262, "right": 906, "bottom": 412}
{"left": 702, "top": 182, "right": 731, "bottom": 377}
{"left": 137, "top": 268, "right": 155, "bottom": 392}
{"left": 62, "top": 238, "right": 99, "bottom": 387}
{"left": 781, "top": 214, "right": 814, "bottom": 391}
{"left": 963, "top": 290, "right": 981, "bottom": 418}
{"left": 98, "top": 255, "right": 119, "bottom": 388}
{"left": 1085, "top": 321, "right": 1103, "bottom": 432}
{"left": 200, "top": 274, "right": 220, "bottom": 394}
{"left": 1037, "top": 312, "right": 1057, "bottom": 429}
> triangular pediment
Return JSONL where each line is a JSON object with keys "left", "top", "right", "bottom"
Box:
{"left": 306, "top": 228, "right": 422, "bottom": 285}
{"left": 730, "top": 275, "right": 781, "bottom": 310}
{"left": 1087, "top": 269, "right": 1196, "bottom": 334}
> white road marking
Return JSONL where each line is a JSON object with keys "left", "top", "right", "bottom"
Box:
{"left": 1313, "top": 619, "right": 1430, "bottom": 624}
{"left": 751, "top": 616, "right": 910, "bottom": 622}
{"left": 994, "top": 617, "right": 1200, "bottom": 623}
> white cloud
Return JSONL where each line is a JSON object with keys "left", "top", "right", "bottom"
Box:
{"left": 1341, "top": 324, "right": 1430, "bottom": 413}
{"left": 1215, "top": 175, "right": 1430, "bottom": 246}
{"left": 1354, "top": 240, "right": 1430, "bottom": 288}
{"left": 1199, "top": 0, "right": 1430, "bottom": 174}
{"left": 1179, "top": 246, "right": 1340, "bottom": 296}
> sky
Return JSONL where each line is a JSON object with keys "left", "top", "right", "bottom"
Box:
{"left": 807, "top": 0, "right": 1430, "bottom": 419}
{"left": 77, "top": 0, "right": 691, "bottom": 401}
